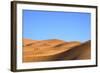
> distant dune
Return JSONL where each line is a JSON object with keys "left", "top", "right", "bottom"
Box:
{"left": 23, "top": 39, "right": 91, "bottom": 62}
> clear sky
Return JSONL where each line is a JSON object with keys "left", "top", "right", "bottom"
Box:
{"left": 23, "top": 10, "right": 91, "bottom": 42}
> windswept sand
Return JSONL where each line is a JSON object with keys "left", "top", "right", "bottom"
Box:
{"left": 23, "top": 39, "right": 91, "bottom": 62}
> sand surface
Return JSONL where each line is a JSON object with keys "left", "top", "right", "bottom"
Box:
{"left": 23, "top": 39, "right": 91, "bottom": 62}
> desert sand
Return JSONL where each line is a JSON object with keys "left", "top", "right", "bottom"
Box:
{"left": 23, "top": 39, "right": 91, "bottom": 62}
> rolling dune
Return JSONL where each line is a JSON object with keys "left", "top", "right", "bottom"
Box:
{"left": 23, "top": 39, "right": 91, "bottom": 62}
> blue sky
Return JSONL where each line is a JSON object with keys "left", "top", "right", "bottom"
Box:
{"left": 23, "top": 10, "right": 91, "bottom": 42}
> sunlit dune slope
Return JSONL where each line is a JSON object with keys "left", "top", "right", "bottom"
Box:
{"left": 23, "top": 38, "right": 38, "bottom": 46}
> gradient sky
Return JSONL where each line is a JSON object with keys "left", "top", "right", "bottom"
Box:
{"left": 23, "top": 10, "right": 91, "bottom": 42}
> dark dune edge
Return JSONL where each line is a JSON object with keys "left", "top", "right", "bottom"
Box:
{"left": 75, "top": 40, "right": 91, "bottom": 59}
{"left": 23, "top": 39, "right": 90, "bottom": 62}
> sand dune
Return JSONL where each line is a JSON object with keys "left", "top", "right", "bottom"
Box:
{"left": 75, "top": 40, "right": 91, "bottom": 59}
{"left": 23, "top": 39, "right": 91, "bottom": 62}
{"left": 23, "top": 38, "right": 38, "bottom": 46}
